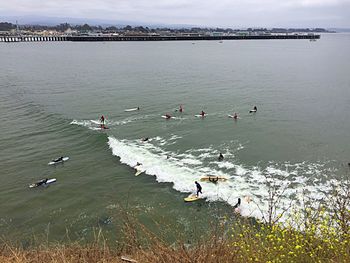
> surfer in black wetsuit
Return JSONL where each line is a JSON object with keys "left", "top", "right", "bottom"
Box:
{"left": 201, "top": 110, "right": 206, "bottom": 117}
{"left": 165, "top": 114, "right": 171, "bottom": 119}
{"left": 141, "top": 137, "right": 149, "bottom": 142}
{"left": 209, "top": 176, "right": 219, "bottom": 183}
{"left": 195, "top": 181, "right": 202, "bottom": 197}
{"left": 100, "top": 115, "right": 105, "bottom": 128}
{"left": 233, "top": 198, "right": 241, "bottom": 209}
{"left": 100, "top": 115, "right": 105, "bottom": 124}
{"left": 37, "top": 178, "right": 48, "bottom": 186}
{"left": 218, "top": 153, "right": 224, "bottom": 161}
{"left": 53, "top": 157, "right": 63, "bottom": 163}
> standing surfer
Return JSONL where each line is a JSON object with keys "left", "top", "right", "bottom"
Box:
{"left": 100, "top": 115, "right": 105, "bottom": 128}
{"left": 195, "top": 181, "right": 202, "bottom": 197}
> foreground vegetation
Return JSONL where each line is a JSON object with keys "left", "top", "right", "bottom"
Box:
{"left": 1, "top": 180, "right": 349, "bottom": 262}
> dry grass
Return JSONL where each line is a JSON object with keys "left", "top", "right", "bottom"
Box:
{"left": 2, "top": 181, "right": 350, "bottom": 262}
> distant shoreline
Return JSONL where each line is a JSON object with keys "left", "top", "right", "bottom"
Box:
{"left": 0, "top": 34, "right": 320, "bottom": 42}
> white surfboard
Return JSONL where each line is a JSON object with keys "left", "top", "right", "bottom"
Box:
{"left": 161, "top": 115, "right": 175, "bottom": 119}
{"left": 29, "top": 178, "right": 57, "bottom": 188}
{"left": 91, "top": 120, "right": 101, "bottom": 124}
{"left": 249, "top": 110, "right": 257, "bottom": 113}
{"left": 135, "top": 170, "right": 143, "bottom": 176}
{"left": 195, "top": 114, "right": 206, "bottom": 118}
{"left": 228, "top": 115, "right": 240, "bottom": 119}
{"left": 124, "top": 108, "right": 139, "bottom": 112}
{"left": 48, "top": 157, "right": 69, "bottom": 165}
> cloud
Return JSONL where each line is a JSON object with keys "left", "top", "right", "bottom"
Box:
{"left": 0, "top": 0, "right": 349, "bottom": 27}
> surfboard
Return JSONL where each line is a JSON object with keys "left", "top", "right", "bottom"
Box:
{"left": 184, "top": 194, "right": 202, "bottom": 202}
{"left": 228, "top": 115, "right": 240, "bottom": 119}
{"left": 200, "top": 176, "right": 228, "bottom": 182}
{"left": 135, "top": 169, "right": 143, "bottom": 176}
{"left": 124, "top": 108, "right": 139, "bottom": 112}
{"left": 48, "top": 157, "right": 69, "bottom": 165}
{"left": 195, "top": 114, "right": 206, "bottom": 118}
{"left": 249, "top": 110, "right": 257, "bottom": 113}
{"left": 161, "top": 115, "right": 175, "bottom": 119}
{"left": 29, "top": 178, "right": 56, "bottom": 188}
{"left": 91, "top": 120, "right": 101, "bottom": 125}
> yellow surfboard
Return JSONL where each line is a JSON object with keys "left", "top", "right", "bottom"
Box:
{"left": 184, "top": 194, "right": 201, "bottom": 202}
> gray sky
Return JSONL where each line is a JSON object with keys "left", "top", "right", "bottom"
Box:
{"left": 1, "top": 0, "right": 350, "bottom": 27}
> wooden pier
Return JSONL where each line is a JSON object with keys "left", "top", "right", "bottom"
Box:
{"left": 0, "top": 34, "right": 320, "bottom": 43}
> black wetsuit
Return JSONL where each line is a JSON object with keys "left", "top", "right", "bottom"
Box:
{"left": 233, "top": 198, "right": 241, "bottom": 209}
{"left": 37, "top": 178, "right": 48, "bottom": 187}
{"left": 209, "top": 177, "right": 219, "bottom": 183}
{"left": 195, "top": 182, "right": 202, "bottom": 196}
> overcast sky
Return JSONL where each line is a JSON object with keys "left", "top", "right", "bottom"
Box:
{"left": 1, "top": 0, "right": 350, "bottom": 27}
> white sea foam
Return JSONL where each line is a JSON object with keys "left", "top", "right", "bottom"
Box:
{"left": 107, "top": 136, "right": 340, "bottom": 222}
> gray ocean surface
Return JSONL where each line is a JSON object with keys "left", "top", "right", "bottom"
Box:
{"left": 1, "top": 34, "right": 350, "bottom": 242}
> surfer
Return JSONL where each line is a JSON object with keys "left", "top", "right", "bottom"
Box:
{"left": 209, "top": 176, "right": 219, "bottom": 183}
{"left": 201, "top": 110, "right": 206, "bottom": 117}
{"left": 134, "top": 162, "right": 142, "bottom": 169}
{"left": 233, "top": 112, "right": 238, "bottom": 119}
{"left": 179, "top": 105, "right": 183, "bottom": 113}
{"left": 250, "top": 106, "right": 257, "bottom": 113}
{"left": 195, "top": 181, "right": 202, "bottom": 197}
{"left": 218, "top": 153, "right": 224, "bottom": 161}
{"left": 137, "top": 107, "right": 140, "bottom": 110}
{"left": 100, "top": 115, "right": 106, "bottom": 128}
{"left": 233, "top": 198, "right": 241, "bottom": 209}
{"left": 141, "top": 137, "right": 149, "bottom": 142}
{"left": 37, "top": 178, "right": 48, "bottom": 187}
{"left": 53, "top": 156, "right": 64, "bottom": 163}
{"left": 165, "top": 114, "right": 172, "bottom": 119}
{"left": 100, "top": 115, "right": 105, "bottom": 124}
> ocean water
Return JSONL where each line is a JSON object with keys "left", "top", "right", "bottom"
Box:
{"left": 1, "top": 34, "right": 350, "bottom": 242}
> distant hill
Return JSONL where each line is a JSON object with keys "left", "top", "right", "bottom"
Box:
{"left": 327, "top": 28, "right": 350, "bottom": 33}
{"left": 0, "top": 15, "right": 196, "bottom": 29}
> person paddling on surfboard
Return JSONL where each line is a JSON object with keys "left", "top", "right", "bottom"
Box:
{"left": 37, "top": 178, "right": 48, "bottom": 187}
{"left": 165, "top": 114, "right": 172, "bottom": 119}
{"left": 249, "top": 106, "right": 257, "bottom": 113}
{"left": 233, "top": 112, "right": 238, "bottom": 119}
{"left": 195, "top": 181, "right": 202, "bottom": 197}
{"left": 53, "top": 156, "right": 64, "bottom": 163}
{"left": 209, "top": 176, "right": 219, "bottom": 183}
